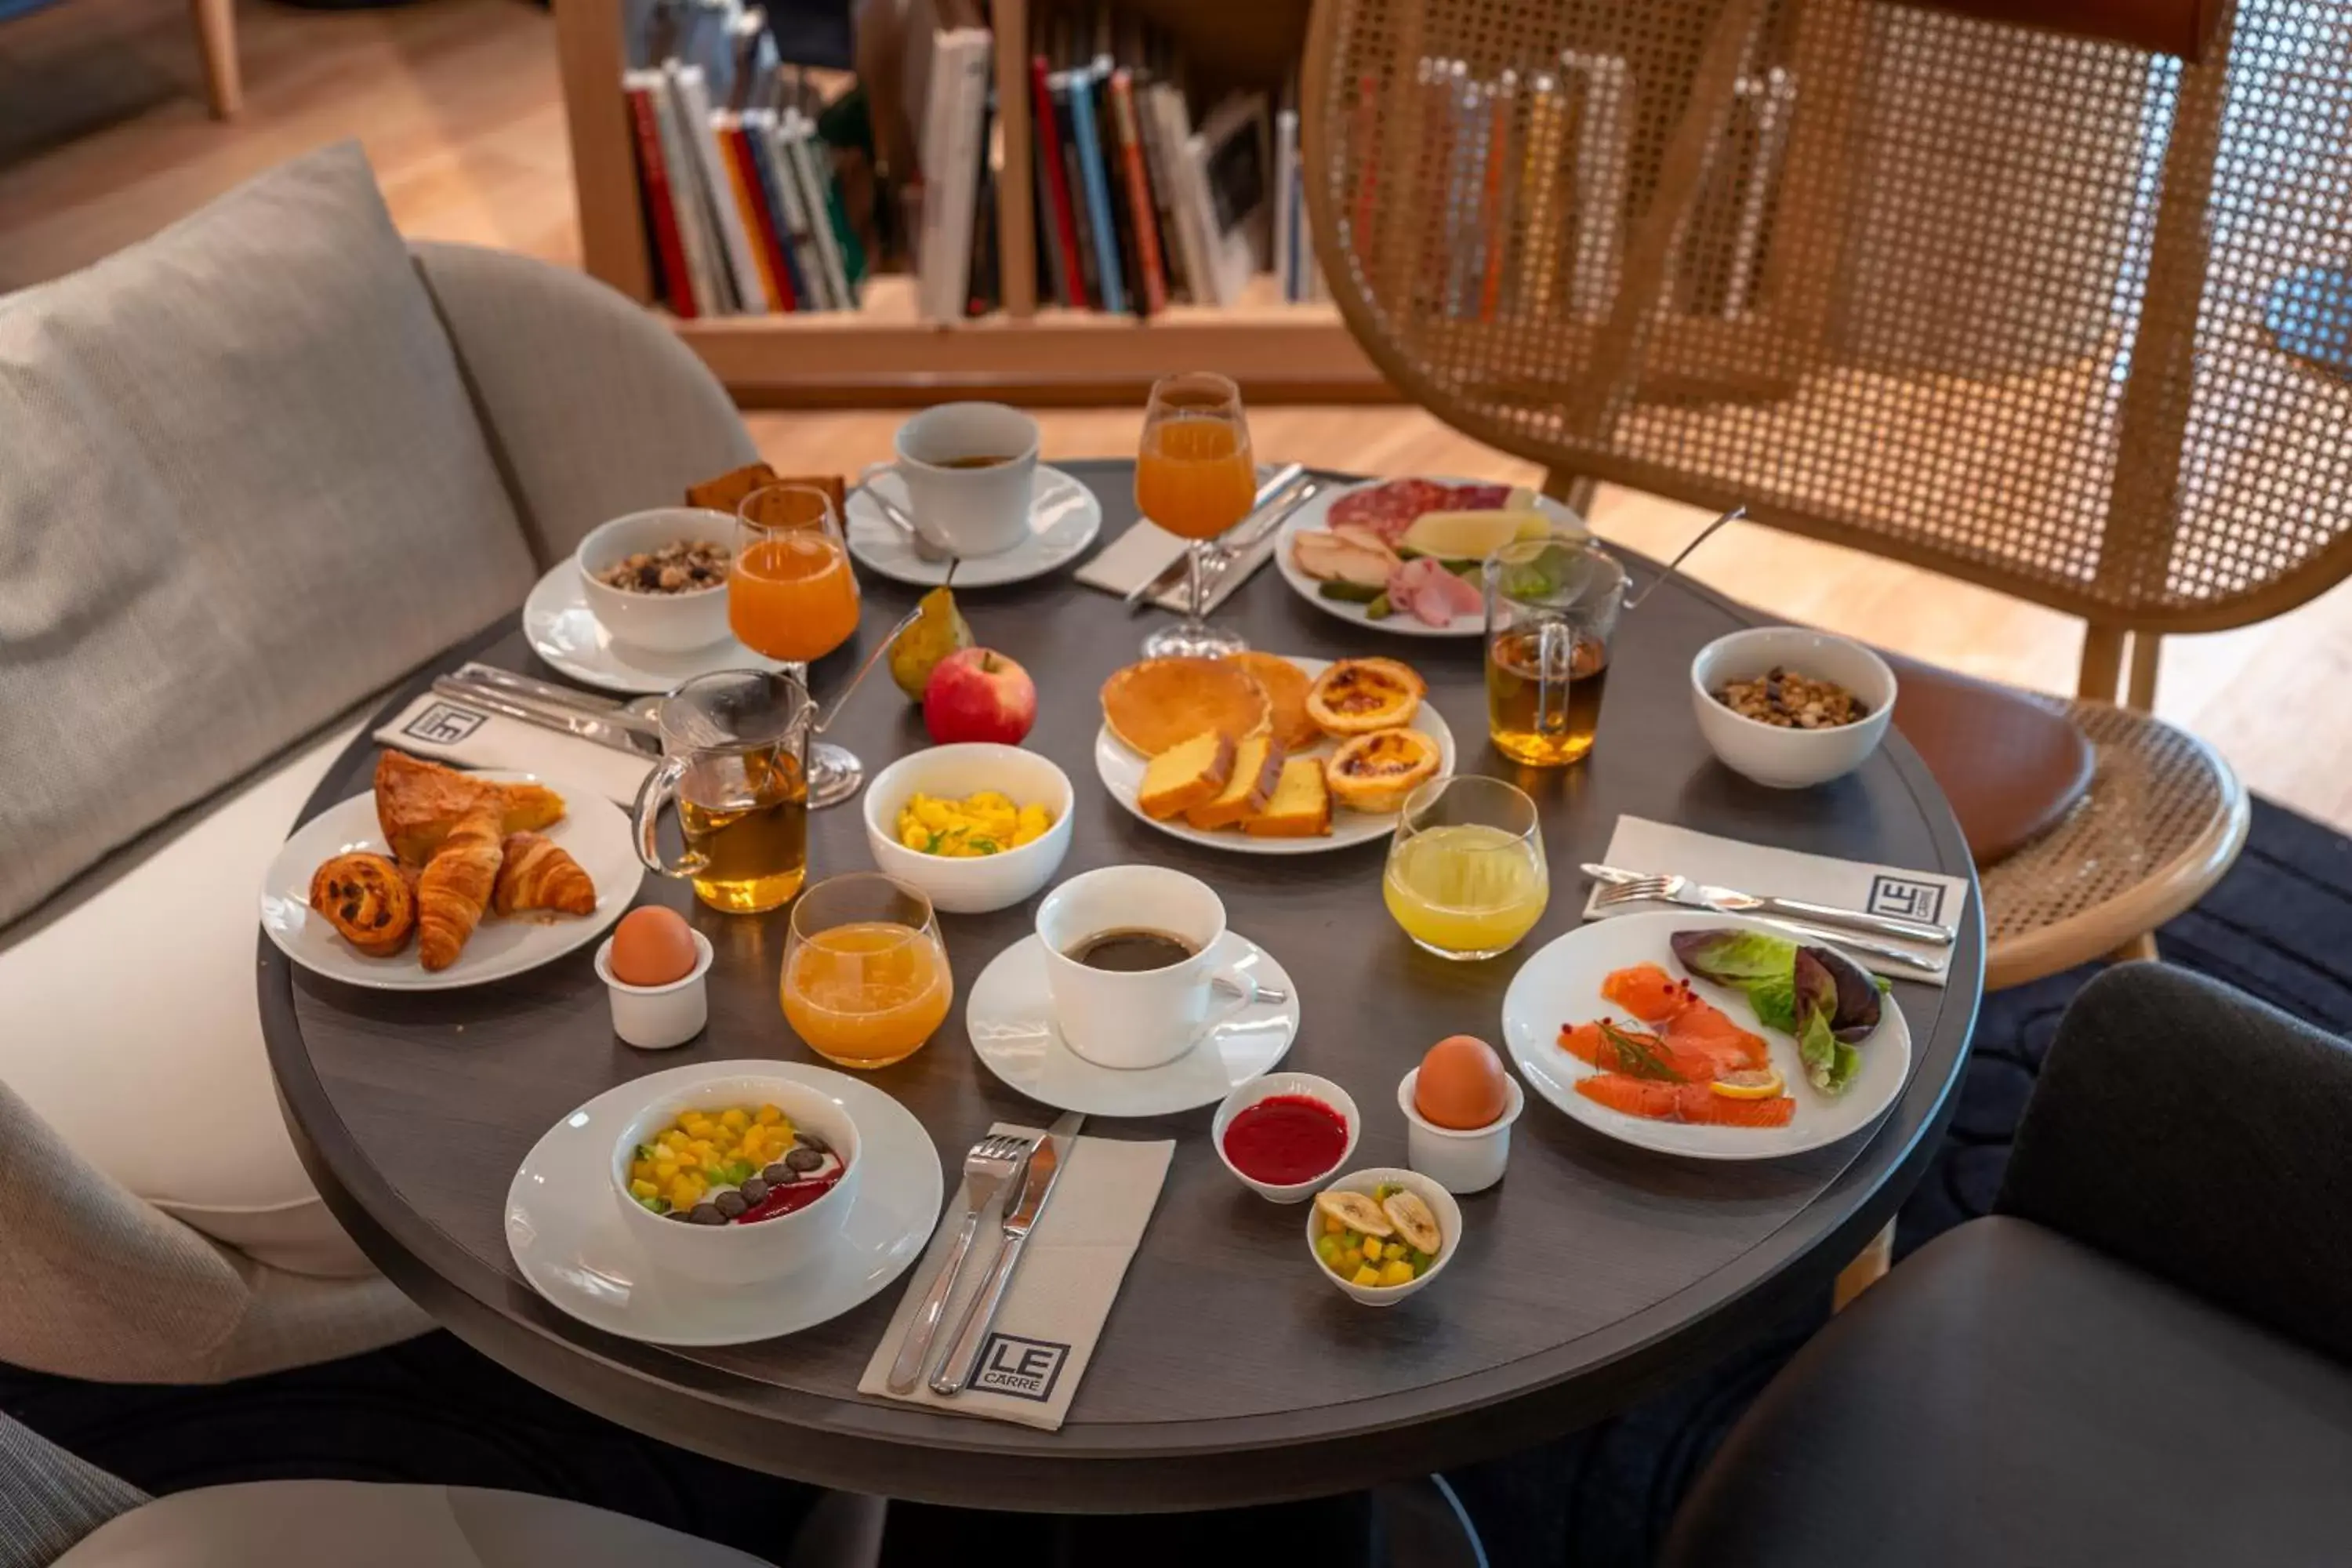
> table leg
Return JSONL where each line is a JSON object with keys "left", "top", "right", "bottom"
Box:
{"left": 1831, "top": 1220, "right": 1895, "bottom": 1311}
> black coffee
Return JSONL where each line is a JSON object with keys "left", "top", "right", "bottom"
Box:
{"left": 936, "top": 454, "right": 1015, "bottom": 470}
{"left": 1067, "top": 928, "right": 1196, "bottom": 972}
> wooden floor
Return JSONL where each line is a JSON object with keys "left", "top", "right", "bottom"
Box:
{"left": 7, "top": 0, "right": 2350, "bottom": 833}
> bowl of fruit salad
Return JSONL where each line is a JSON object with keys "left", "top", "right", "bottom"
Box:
{"left": 612, "top": 1073, "right": 860, "bottom": 1285}
{"left": 1304, "top": 1167, "right": 1460, "bottom": 1307}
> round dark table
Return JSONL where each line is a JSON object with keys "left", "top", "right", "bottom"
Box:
{"left": 262, "top": 460, "right": 1983, "bottom": 1513}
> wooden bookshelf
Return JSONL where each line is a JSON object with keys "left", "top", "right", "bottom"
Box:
{"left": 554, "top": 0, "right": 1392, "bottom": 405}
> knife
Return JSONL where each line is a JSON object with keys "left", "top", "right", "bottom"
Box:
{"left": 1126, "top": 463, "right": 1310, "bottom": 608}
{"left": 429, "top": 677, "right": 664, "bottom": 759}
{"left": 451, "top": 662, "right": 640, "bottom": 719}
{"left": 1581, "top": 863, "right": 1955, "bottom": 946}
{"left": 930, "top": 1110, "right": 1083, "bottom": 1396}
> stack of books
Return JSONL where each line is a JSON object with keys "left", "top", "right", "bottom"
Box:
{"left": 622, "top": 1, "right": 865, "bottom": 318}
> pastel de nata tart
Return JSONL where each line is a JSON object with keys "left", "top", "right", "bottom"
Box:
{"left": 1243, "top": 757, "right": 1333, "bottom": 838}
{"left": 1137, "top": 730, "right": 1237, "bottom": 820}
{"left": 1325, "top": 728, "right": 1443, "bottom": 813}
{"left": 1305, "top": 658, "right": 1426, "bottom": 738}
{"left": 1187, "top": 731, "right": 1287, "bottom": 830}
{"left": 1101, "top": 657, "right": 1269, "bottom": 757}
{"left": 1223, "top": 652, "right": 1320, "bottom": 753}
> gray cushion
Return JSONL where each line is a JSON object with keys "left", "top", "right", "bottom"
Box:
{"left": 52, "top": 1481, "right": 771, "bottom": 1567}
{"left": 0, "top": 141, "right": 535, "bottom": 929}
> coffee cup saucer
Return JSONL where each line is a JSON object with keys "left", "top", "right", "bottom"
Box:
{"left": 844, "top": 465, "right": 1102, "bottom": 589}
{"left": 964, "top": 931, "right": 1299, "bottom": 1118}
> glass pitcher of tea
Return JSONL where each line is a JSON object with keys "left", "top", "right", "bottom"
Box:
{"left": 633, "top": 670, "right": 813, "bottom": 913}
{"left": 1483, "top": 539, "right": 1628, "bottom": 768}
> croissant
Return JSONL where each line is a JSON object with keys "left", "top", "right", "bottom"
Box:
{"left": 493, "top": 832, "right": 597, "bottom": 917}
{"left": 376, "top": 751, "right": 565, "bottom": 866}
{"left": 308, "top": 852, "right": 416, "bottom": 956}
{"left": 417, "top": 811, "right": 504, "bottom": 971}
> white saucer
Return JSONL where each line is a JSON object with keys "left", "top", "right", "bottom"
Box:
{"left": 259, "top": 770, "right": 642, "bottom": 990}
{"left": 522, "top": 561, "right": 797, "bottom": 695}
{"left": 964, "top": 931, "right": 1300, "bottom": 1117}
{"left": 845, "top": 464, "right": 1103, "bottom": 588}
{"left": 504, "top": 1060, "right": 945, "bottom": 1346}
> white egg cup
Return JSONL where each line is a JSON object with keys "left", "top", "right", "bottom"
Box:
{"left": 593, "top": 927, "right": 714, "bottom": 1051}
{"left": 1396, "top": 1067, "right": 1524, "bottom": 1194}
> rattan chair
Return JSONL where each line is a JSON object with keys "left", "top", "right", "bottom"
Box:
{"left": 1301, "top": 0, "right": 2335, "bottom": 985}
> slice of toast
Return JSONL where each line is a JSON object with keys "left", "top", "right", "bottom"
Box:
{"left": 1137, "top": 731, "right": 1236, "bottom": 820}
{"left": 685, "top": 462, "right": 780, "bottom": 514}
{"left": 1243, "top": 757, "right": 1334, "bottom": 837}
{"left": 1185, "top": 732, "right": 1286, "bottom": 830}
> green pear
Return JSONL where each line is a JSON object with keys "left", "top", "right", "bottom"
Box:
{"left": 888, "top": 586, "right": 974, "bottom": 701}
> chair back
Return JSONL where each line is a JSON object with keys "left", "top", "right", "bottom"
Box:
{"left": 1301, "top": 0, "right": 2352, "bottom": 633}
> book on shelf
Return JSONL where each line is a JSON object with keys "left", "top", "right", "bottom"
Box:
{"left": 914, "top": 26, "right": 993, "bottom": 322}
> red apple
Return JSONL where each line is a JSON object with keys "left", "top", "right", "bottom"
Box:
{"left": 922, "top": 648, "right": 1037, "bottom": 745}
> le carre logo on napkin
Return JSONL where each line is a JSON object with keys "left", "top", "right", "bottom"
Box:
{"left": 971, "top": 1333, "right": 1070, "bottom": 1402}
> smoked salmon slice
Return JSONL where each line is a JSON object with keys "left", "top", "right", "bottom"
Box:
{"left": 1573, "top": 1073, "right": 1795, "bottom": 1127}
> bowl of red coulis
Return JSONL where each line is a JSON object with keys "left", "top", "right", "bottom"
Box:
{"left": 1212, "top": 1073, "right": 1361, "bottom": 1203}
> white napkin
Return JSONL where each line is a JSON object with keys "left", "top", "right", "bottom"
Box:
{"left": 1583, "top": 815, "right": 1969, "bottom": 986}
{"left": 857, "top": 1124, "right": 1172, "bottom": 1431}
{"left": 1073, "top": 517, "right": 1283, "bottom": 613}
{"left": 372, "top": 689, "right": 655, "bottom": 805}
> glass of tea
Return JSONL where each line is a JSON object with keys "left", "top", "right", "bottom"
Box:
{"left": 1134, "top": 371, "right": 1258, "bottom": 659}
{"left": 1382, "top": 775, "right": 1549, "bottom": 960}
{"left": 633, "top": 670, "right": 813, "bottom": 913}
{"left": 1483, "top": 538, "right": 1629, "bottom": 768}
{"left": 780, "top": 873, "right": 954, "bottom": 1069}
{"left": 731, "top": 483, "right": 867, "bottom": 807}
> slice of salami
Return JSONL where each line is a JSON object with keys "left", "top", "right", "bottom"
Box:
{"left": 1444, "top": 483, "right": 1512, "bottom": 511}
{"left": 1329, "top": 478, "right": 1452, "bottom": 541}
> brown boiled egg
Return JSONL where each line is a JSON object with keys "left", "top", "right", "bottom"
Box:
{"left": 1414, "top": 1034, "right": 1511, "bottom": 1130}
{"left": 608, "top": 906, "right": 698, "bottom": 988}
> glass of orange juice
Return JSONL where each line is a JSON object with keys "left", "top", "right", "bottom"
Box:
{"left": 1135, "top": 372, "right": 1258, "bottom": 659}
{"left": 780, "top": 873, "right": 954, "bottom": 1069}
{"left": 732, "top": 483, "right": 866, "bottom": 807}
{"left": 1382, "top": 777, "right": 1550, "bottom": 961}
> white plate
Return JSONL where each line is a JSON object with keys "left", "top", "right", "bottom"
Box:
{"left": 966, "top": 931, "right": 1299, "bottom": 1118}
{"left": 259, "top": 770, "right": 643, "bottom": 990}
{"left": 503, "top": 1060, "right": 944, "bottom": 1346}
{"left": 1500, "top": 911, "right": 1912, "bottom": 1160}
{"left": 1272, "top": 476, "right": 1585, "bottom": 639}
{"left": 844, "top": 464, "right": 1103, "bottom": 588}
{"left": 522, "top": 560, "right": 797, "bottom": 695}
{"left": 1094, "top": 655, "right": 1457, "bottom": 855}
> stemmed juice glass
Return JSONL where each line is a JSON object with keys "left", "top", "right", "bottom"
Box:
{"left": 779, "top": 873, "right": 954, "bottom": 1069}
{"left": 1382, "top": 776, "right": 1550, "bottom": 960}
{"left": 731, "top": 483, "right": 866, "bottom": 808}
{"left": 1134, "top": 372, "right": 1258, "bottom": 659}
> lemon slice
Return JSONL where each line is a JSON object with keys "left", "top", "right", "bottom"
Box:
{"left": 1711, "top": 1068, "right": 1787, "bottom": 1101}
{"left": 1398, "top": 508, "right": 1563, "bottom": 560}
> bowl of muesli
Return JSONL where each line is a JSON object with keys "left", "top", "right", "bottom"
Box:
{"left": 576, "top": 507, "right": 737, "bottom": 652}
{"left": 1690, "top": 628, "right": 1894, "bottom": 789}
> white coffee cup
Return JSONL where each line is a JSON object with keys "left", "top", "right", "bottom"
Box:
{"left": 858, "top": 401, "right": 1040, "bottom": 558}
{"left": 1035, "top": 866, "right": 1258, "bottom": 1070}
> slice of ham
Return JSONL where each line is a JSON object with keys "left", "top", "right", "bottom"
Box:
{"left": 1388, "top": 556, "right": 1484, "bottom": 627}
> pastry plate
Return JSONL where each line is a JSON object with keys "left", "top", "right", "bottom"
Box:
{"left": 966, "top": 931, "right": 1299, "bottom": 1118}
{"left": 522, "top": 560, "right": 797, "bottom": 695}
{"left": 505, "top": 1061, "right": 944, "bottom": 1346}
{"left": 844, "top": 464, "right": 1103, "bottom": 588}
{"left": 1500, "top": 912, "right": 1913, "bottom": 1160}
{"left": 1272, "top": 476, "right": 1586, "bottom": 639}
{"left": 260, "top": 769, "right": 642, "bottom": 990}
{"left": 1094, "top": 655, "right": 1457, "bottom": 855}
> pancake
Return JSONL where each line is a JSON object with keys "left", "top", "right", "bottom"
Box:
{"left": 1225, "top": 652, "right": 1321, "bottom": 753}
{"left": 1100, "top": 657, "right": 1270, "bottom": 757}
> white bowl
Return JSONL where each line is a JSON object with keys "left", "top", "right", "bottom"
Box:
{"left": 576, "top": 507, "right": 736, "bottom": 654}
{"left": 1397, "top": 1067, "right": 1524, "bottom": 1195}
{"left": 862, "top": 744, "right": 1075, "bottom": 914}
{"left": 1210, "top": 1073, "right": 1361, "bottom": 1203}
{"left": 1304, "top": 1167, "right": 1463, "bottom": 1308}
{"left": 612, "top": 1071, "right": 861, "bottom": 1287}
{"left": 593, "top": 927, "right": 713, "bottom": 1051}
{"left": 1690, "top": 628, "right": 1896, "bottom": 789}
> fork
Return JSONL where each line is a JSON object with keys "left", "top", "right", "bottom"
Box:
{"left": 887, "top": 1132, "right": 1031, "bottom": 1393}
{"left": 1593, "top": 879, "right": 1947, "bottom": 977}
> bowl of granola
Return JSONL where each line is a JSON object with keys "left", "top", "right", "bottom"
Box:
{"left": 577, "top": 507, "right": 735, "bottom": 653}
{"left": 1690, "top": 628, "right": 1894, "bottom": 789}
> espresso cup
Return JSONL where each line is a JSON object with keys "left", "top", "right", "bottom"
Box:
{"left": 858, "top": 401, "right": 1040, "bottom": 558}
{"left": 1035, "top": 866, "right": 1258, "bottom": 1070}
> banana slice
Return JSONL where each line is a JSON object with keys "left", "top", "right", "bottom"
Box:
{"left": 1380, "top": 1189, "right": 1443, "bottom": 1254}
{"left": 1314, "top": 1190, "right": 1394, "bottom": 1236}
